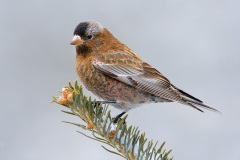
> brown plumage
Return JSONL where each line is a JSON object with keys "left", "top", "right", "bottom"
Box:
{"left": 70, "top": 20, "right": 220, "bottom": 115}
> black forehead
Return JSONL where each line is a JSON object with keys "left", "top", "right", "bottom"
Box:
{"left": 73, "top": 22, "right": 89, "bottom": 37}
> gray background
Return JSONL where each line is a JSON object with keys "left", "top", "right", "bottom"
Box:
{"left": 1, "top": 0, "right": 239, "bottom": 160}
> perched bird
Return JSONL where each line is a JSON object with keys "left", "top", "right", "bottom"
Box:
{"left": 70, "top": 20, "right": 220, "bottom": 122}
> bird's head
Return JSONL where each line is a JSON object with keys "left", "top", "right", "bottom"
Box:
{"left": 71, "top": 20, "right": 124, "bottom": 56}
{"left": 71, "top": 21, "right": 117, "bottom": 54}
{"left": 71, "top": 21, "right": 104, "bottom": 46}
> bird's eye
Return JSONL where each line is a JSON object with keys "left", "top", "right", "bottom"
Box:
{"left": 87, "top": 35, "right": 93, "bottom": 40}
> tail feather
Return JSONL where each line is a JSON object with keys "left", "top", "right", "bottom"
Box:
{"left": 185, "top": 98, "right": 221, "bottom": 114}
{"left": 172, "top": 85, "right": 203, "bottom": 103}
{"left": 172, "top": 85, "right": 221, "bottom": 113}
{"left": 185, "top": 101, "right": 204, "bottom": 112}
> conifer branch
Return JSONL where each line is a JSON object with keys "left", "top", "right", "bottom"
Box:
{"left": 53, "top": 81, "right": 173, "bottom": 160}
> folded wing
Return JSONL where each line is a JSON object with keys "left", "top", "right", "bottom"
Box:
{"left": 93, "top": 52, "right": 220, "bottom": 113}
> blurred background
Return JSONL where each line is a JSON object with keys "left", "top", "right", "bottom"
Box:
{"left": 1, "top": 0, "right": 239, "bottom": 159}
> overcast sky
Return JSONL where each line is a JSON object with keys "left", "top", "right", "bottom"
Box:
{"left": 1, "top": 0, "right": 240, "bottom": 160}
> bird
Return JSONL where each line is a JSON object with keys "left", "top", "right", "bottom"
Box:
{"left": 70, "top": 20, "right": 220, "bottom": 122}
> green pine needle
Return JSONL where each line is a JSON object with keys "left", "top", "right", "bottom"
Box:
{"left": 53, "top": 81, "right": 173, "bottom": 160}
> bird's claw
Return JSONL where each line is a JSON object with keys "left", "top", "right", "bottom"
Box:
{"left": 92, "top": 100, "right": 116, "bottom": 116}
{"left": 96, "top": 100, "right": 117, "bottom": 105}
{"left": 113, "top": 112, "right": 126, "bottom": 124}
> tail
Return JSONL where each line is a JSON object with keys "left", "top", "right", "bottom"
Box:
{"left": 172, "top": 85, "right": 221, "bottom": 114}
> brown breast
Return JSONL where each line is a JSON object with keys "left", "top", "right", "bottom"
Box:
{"left": 75, "top": 53, "right": 150, "bottom": 103}
{"left": 76, "top": 54, "right": 100, "bottom": 90}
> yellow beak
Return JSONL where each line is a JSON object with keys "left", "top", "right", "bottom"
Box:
{"left": 70, "top": 35, "right": 83, "bottom": 45}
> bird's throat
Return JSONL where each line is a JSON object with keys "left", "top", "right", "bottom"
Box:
{"left": 76, "top": 45, "right": 91, "bottom": 56}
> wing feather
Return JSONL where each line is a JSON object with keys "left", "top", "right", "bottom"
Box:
{"left": 93, "top": 52, "right": 220, "bottom": 113}
{"left": 93, "top": 52, "right": 182, "bottom": 102}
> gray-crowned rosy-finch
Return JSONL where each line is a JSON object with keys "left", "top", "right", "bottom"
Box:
{"left": 70, "top": 20, "right": 220, "bottom": 122}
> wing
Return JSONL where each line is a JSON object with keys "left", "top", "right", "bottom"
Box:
{"left": 92, "top": 52, "right": 183, "bottom": 102}
{"left": 93, "top": 52, "right": 221, "bottom": 113}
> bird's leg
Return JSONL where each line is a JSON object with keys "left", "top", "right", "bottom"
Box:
{"left": 113, "top": 112, "right": 126, "bottom": 123}
{"left": 93, "top": 100, "right": 117, "bottom": 116}
{"left": 96, "top": 100, "right": 117, "bottom": 105}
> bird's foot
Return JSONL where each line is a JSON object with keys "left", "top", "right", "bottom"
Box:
{"left": 93, "top": 100, "right": 117, "bottom": 116}
{"left": 95, "top": 100, "right": 117, "bottom": 105}
{"left": 113, "top": 112, "right": 126, "bottom": 123}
